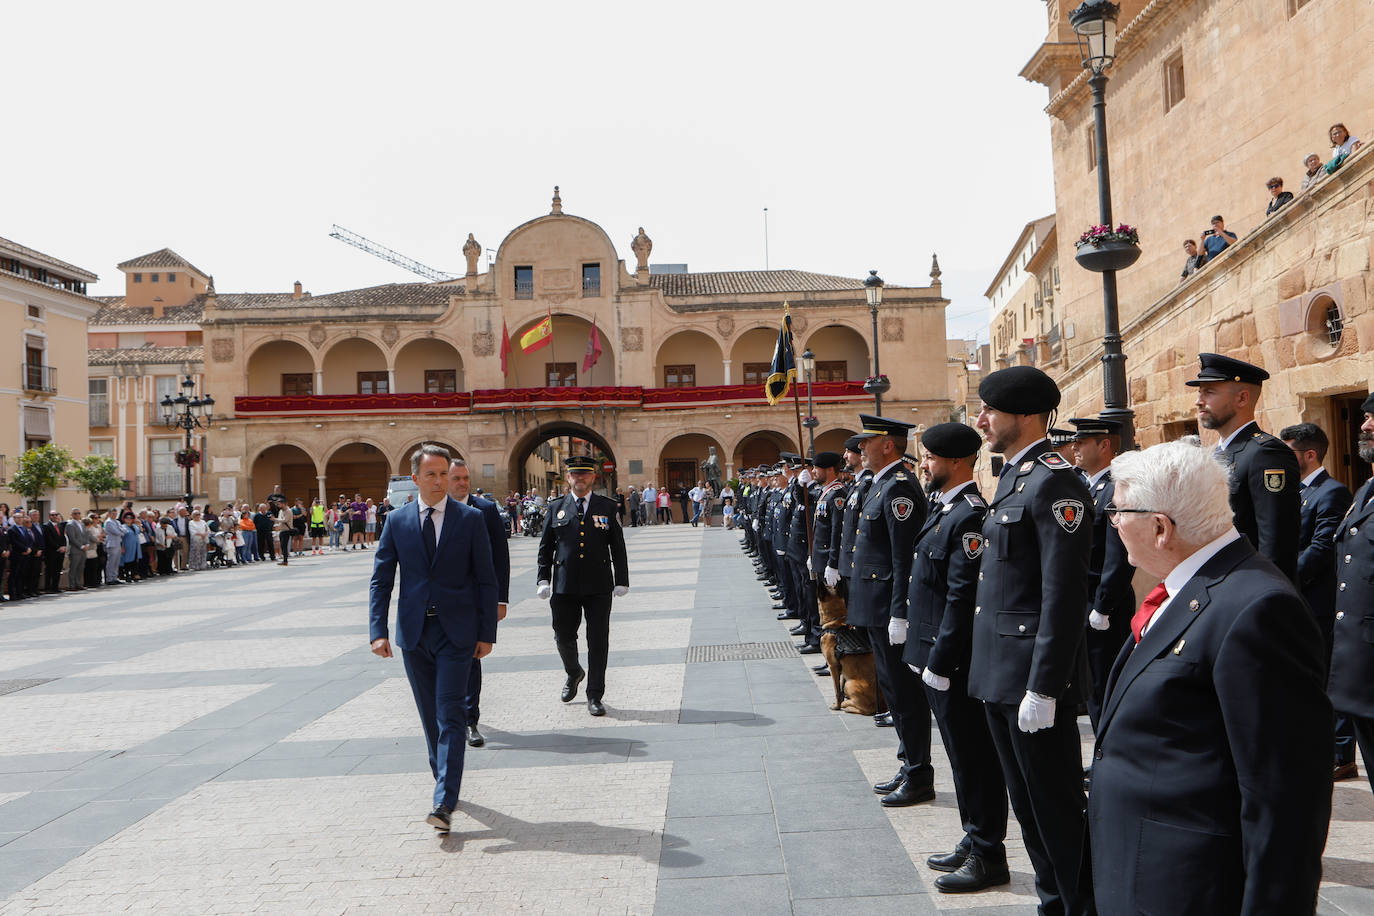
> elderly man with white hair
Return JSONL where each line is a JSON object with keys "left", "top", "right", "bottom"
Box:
{"left": 1087, "top": 440, "right": 1331, "bottom": 916}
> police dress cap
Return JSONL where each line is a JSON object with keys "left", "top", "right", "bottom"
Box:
{"left": 855, "top": 414, "right": 917, "bottom": 438}
{"left": 843, "top": 435, "right": 865, "bottom": 452}
{"left": 1067, "top": 417, "right": 1122, "bottom": 438}
{"left": 977, "top": 366, "right": 1061, "bottom": 414}
{"left": 813, "top": 451, "right": 843, "bottom": 470}
{"left": 779, "top": 452, "right": 806, "bottom": 468}
{"left": 1184, "top": 352, "right": 1269, "bottom": 387}
{"left": 565, "top": 455, "right": 599, "bottom": 471}
{"left": 921, "top": 422, "right": 983, "bottom": 459}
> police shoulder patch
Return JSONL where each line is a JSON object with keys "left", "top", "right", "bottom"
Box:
{"left": 894, "top": 471, "right": 909, "bottom": 481}
{"left": 1037, "top": 452, "right": 1073, "bottom": 470}
{"left": 835, "top": 496, "right": 846, "bottom": 510}
{"left": 1263, "top": 468, "right": 1286, "bottom": 493}
{"left": 961, "top": 532, "right": 984, "bottom": 559}
{"left": 1052, "top": 498, "right": 1085, "bottom": 533}
{"left": 890, "top": 497, "right": 915, "bottom": 521}
{"left": 963, "top": 493, "right": 986, "bottom": 509}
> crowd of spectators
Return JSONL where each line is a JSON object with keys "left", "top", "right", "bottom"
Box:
{"left": 1180, "top": 122, "right": 1364, "bottom": 283}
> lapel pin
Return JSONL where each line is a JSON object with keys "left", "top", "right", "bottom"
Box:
{"left": 1173, "top": 639, "right": 1186, "bottom": 655}
{"left": 1188, "top": 599, "right": 1199, "bottom": 611}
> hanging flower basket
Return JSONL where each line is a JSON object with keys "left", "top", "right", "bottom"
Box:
{"left": 863, "top": 374, "right": 892, "bottom": 395}
{"left": 175, "top": 447, "right": 201, "bottom": 469}
{"left": 1075, "top": 223, "right": 1142, "bottom": 272}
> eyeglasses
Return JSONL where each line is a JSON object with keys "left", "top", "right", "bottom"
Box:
{"left": 1105, "top": 503, "right": 1176, "bottom": 527}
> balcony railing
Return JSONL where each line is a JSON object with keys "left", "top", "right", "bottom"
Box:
{"left": 148, "top": 472, "right": 186, "bottom": 498}
{"left": 21, "top": 363, "right": 56, "bottom": 393}
{"left": 582, "top": 277, "right": 601, "bottom": 297}
{"left": 514, "top": 279, "right": 534, "bottom": 299}
{"left": 89, "top": 397, "right": 110, "bottom": 427}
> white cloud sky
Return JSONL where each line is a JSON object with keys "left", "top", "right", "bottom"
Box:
{"left": 7, "top": 0, "right": 1056, "bottom": 345}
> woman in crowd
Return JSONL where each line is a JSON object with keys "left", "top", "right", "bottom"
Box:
{"left": 83, "top": 514, "right": 103, "bottom": 586}
{"left": 119, "top": 509, "right": 141, "bottom": 582}
{"left": 327, "top": 501, "right": 344, "bottom": 551}
{"left": 217, "top": 508, "right": 240, "bottom": 565}
{"left": 188, "top": 509, "right": 210, "bottom": 571}
{"left": 238, "top": 508, "right": 257, "bottom": 562}
{"left": 275, "top": 501, "right": 295, "bottom": 566}
{"left": 365, "top": 498, "right": 378, "bottom": 545}
{"left": 153, "top": 517, "right": 173, "bottom": 575}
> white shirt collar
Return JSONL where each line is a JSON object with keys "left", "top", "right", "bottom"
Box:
{"left": 1216, "top": 420, "right": 1257, "bottom": 452}
{"left": 419, "top": 495, "right": 446, "bottom": 516}
{"left": 1301, "top": 467, "right": 1324, "bottom": 487}
{"left": 1143, "top": 527, "right": 1243, "bottom": 636}
{"left": 871, "top": 458, "right": 904, "bottom": 483}
{"left": 938, "top": 479, "right": 975, "bottom": 505}
{"left": 1086, "top": 466, "right": 1111, "bottom": 488}
{"left": 1004, "top": 438, "right": 1048, "bottom": 470}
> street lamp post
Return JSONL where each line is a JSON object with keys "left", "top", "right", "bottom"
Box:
{"left": 1070, "top": 0, "right": 1136, "bottom": 451}
{"left": 161, "top": 375, "right": 214, "bottom": 507}
{"left": 862, "top": 270, "right": 889, "bottom": 413}
{"left": 800, "top": 348, "right": 818, "bottom": 457}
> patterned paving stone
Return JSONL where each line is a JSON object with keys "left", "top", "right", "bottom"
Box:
{"left": 82, "top": 636, "right": 362, "bottom": 676}
{"left": 0, "top": 648, "right": 84, "bottom": 675}
{"left": 227, "top": 607, "right": 369, "bottom": 632}
{"left": 508, "top": 590, "right": 696, "bottom": 618}
{"left": 494, "top": 618, "right": 690, "bottom": 657}
{"left": 1, "top": 614, "right": 220, "bottom": 643}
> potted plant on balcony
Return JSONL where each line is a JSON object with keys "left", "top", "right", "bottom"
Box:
{"left": 863, "top": 374, "right": 891, "bottom": 396}
{"left": 175, "top": 447, "right": 201, "bottom": 469}
{"left": 1075, "top": 223, "right": 1141, "bottom": 272}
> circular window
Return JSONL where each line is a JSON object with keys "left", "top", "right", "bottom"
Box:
{"left": 1305, "top": 295, "right": 1343, "bottom": 359}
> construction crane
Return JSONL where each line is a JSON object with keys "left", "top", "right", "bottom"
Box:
{"left": 328, "top": 224, "right": 458, "bottom": 282}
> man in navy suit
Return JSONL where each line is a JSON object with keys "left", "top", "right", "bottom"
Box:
{"left": 370, "top": 444, "right": 499, "bottom": 833}
{"left": 1281, "top": 422, "right": 1357, "bottom": 780}
{"left": 447, "top": 458, "right": 509, "bottom": 749}
{"left": 1089, "top": 440, "right": 1330, "bottom": 915}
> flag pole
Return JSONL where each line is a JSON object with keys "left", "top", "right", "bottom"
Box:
{"left": 786, "top": 311, "right": 815, "bottom": 574}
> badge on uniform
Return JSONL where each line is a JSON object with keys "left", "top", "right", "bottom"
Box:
{"left": 1052, "top": 499, "right": 1084, "bottom": 533}
{"left": 835, "top": 496, "right": 846, "bottom": 510}
{"left": 1038, "top": 452, "right": 1072, "bottom": 470}
{"left": 557, "top": 510, "right": 566, "bottom": 519}
{"left": 962, "top": 532, "right": 984, "bottom": 559}
{"left": 592, "top": 515, "right": 609, "bottom": 529}
{"left": 1263, "top": 469, "right": 1286, "bottom": 492}
{"left": 890, "top": 497, "right": 915, "bottom": 521}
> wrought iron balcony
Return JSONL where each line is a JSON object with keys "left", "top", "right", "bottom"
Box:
{"left": 21, "top": 363, "right": 56, "bottom": 393}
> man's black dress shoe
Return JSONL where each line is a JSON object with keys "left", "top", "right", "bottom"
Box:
{"left": 881, "top": 779, "right": 935, "bottom": 807}
{"left": 813, "top": 665, "right": 829, "bottom": 676}
{"left": 927, "top": 843, "right": 971, "bottom": 873}
{"left": 777, "top": 612, "right": 799, "bottom": 620}
{"left": 811, "top": 662, "right": 829, "bottom": 673}
{"left": 466, "top": 725, "right": 485, "bottom": 748}
{"left": 874, "top": 711, "right": 894, "bottom": 727}
{"left": 587, "top": 698, "right": 606, "bottom": 717}
{"left": 426, "top": 804, "right": 453, "bottom": 830}
{"left": 772, "top": 603, "right": 788, "bottom": 611}
{"left": 788, "top": 624, "right": 806, "bottom": 635}
{"left": 797, "top": 644, "right": 820, "bottom": 655}
{"left": 561, "top": 670, "right": 585, "bottom": 702}
{"left": 934, "top": 855, "right": 1010, "bottom": 893}
{"left": 873, "top": 773, "right": 905, "bottom": 795}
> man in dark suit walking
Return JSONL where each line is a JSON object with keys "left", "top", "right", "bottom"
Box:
{"left": 1090, "top": 439, "right": 1330, "bottom": 915}
{"left": 40, "top": 511, "right": 66, "bottom": 593}
{"left": 1281, "top": 421, "right": 1358, "bottom": 780}
{"left": 536, "top": 455, "right": 629, "bottom": 716}
{"left": 447, "top": 458, "right": 510, "bottom": 749}
{"left": 369, "top": 444, "right": 498, "bottom": 834}
{"left": 1189, "top": 352, "right": 1301, "bottom": 581}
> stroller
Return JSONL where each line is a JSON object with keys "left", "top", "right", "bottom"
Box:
{"left": 207, "top": 528, "right": 238, "bottom": 568}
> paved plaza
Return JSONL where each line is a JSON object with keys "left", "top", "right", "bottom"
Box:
{"left": 0, "top": 525, "right": 1371, "bottom": 914}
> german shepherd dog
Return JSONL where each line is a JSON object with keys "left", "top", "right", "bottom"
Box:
{"left": 817, "top": 583, "right": 881, "bottom": 715}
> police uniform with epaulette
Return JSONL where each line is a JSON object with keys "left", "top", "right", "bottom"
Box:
{"left": 899, "top": 423, "right": 1009, "bottom": 890}
{"left": 786, "top": 461, "right": 821, "bottom": 651}
{"left": 849, "top": 415, "right": 933, "bottom": 805}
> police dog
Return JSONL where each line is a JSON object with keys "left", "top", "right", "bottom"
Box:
{"left": 818, "top": 584, "right": 879, "bottom": 715}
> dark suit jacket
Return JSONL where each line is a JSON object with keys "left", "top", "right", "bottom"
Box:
{"left": 41, "top": 521, "right": 64, "bottom": 553}
{"left": 1329, "top": 479, "right": 1374, "bottom": 719}
{"left": 968, "top": 442, "right": 1093, "bottom": 705}
{"left": 536, "top": 492, "right": 628, "bottom": 595}
{"left": 848, "top": 464, "right": 924, "bottom": 627}
{"left": 1221, "top": 421, "right": 1301, "bottom": 582}
{"left": 1297, "top": 468, "right": 1352, "bottom": 628}
{"left": 368, "top": 497, "right": 498, "bottom": 651}
{"left": 1086, "top": 471, "right": 1135, "bottom": 623}
{"left": 465, "top": 494, "right": 510, "bottom": 604}
{"left": 1088, "top": 538, "right": 1331, "bottom": 916}
{"left": 902, "top": 485, "right": 986, "bottom": 676}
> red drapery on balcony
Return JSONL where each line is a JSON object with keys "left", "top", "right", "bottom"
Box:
{"left": 234, "top": 393, "right": 471, "bottom": 415}
{"left": 469, "top": 386, "right": 643, "bottom": 410}
{"left": 640, "top": 381, "right": 868, "bottom": 409}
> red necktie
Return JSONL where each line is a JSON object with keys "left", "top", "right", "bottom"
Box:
{"left": 1132, "top": 584, "right": 1169, "bottom": 643}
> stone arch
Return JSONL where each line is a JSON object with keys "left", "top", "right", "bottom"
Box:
{"left": 246, "top": 339, "right": 317, "bottom": 396}
{"left": 507, "top": 420, "right": 618, "bottom": 497}
{"left": 394, "top": 337, "right": 465, "bottom": 393}
{"left": 507, "top": 313, "right": 617, "bottom": 387}
{"left": 397, "top": 441, "right": 465, "bottom": 476}
{"left": 490, "top": 211, "right": 622, "bottom": 300}
{"left": 656, "top": 432, "right": 727, "bottom": 520}
{"left": 814, "top": 426, "right": 857, "bottom": 456}
{"left": 653, "top": 329, "right": 725, "bottom": 387}
{"left": 323, "top": 441, "right": 392, "bottom": 504}
{"left": 802, "top": 324, "right": 871, "bottom": 381}
{"left": 728, "top": 327, "right": 781, "bottom": 384}
{"left": 321, "top": 338, "right": 389, "bottom": 395}
{"left": 731, "top": 428, "right": 797, "bottom": 472}
{"left": 249, "top": 443, "right": 320, "bottom": 506}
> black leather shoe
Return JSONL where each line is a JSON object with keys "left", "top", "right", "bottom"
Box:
{"left": 561, "top": 670, "right": 585, "bottom": 703}
{"left": 927, "top": 844, "right": 971, "bottom": 873}
{"left": 797, "top": 644, "right": 821, "bottom": 655}
{"left": 426, "top": 804, "right": 453, "bottom": 830}
{"left": 934, "top": 855, "right": 1010, "bottom": 893}
{"left": 587, "top": 698, "right": 606, "bottom": 717}
{"left": 881, "top": 779, "right": 935, "bottom": 807}
{"left": 874, "top": 711, "right": 895, "bottom": 727}
{"left": 466, "top": 725, "right": 485, "bottom": 748}
{"left": 772, "top": 603, "right": 788, "bottom": 611}
{"left": 873, "top": 773, "right": 905, "bottom": 795}
{"left": 813, "top": 666, "right": 830, "bottom": 676}
{"left": 777, "top": 612, "right": 799, "bottom": 620}
{"left": 788, "top": 625, "right": 806, "bottom": 635}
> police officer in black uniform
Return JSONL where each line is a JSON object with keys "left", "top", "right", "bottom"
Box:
{"left": 535, "top": 456, "right": 630, "bottom": 717}
{"left": 968, "top": 366, "right": 1095, "bottom": 916}
{"left": 1329, "top": 394, "right": 1374, "bottom": 793}
{"left": 850, "top": 414, "right": 933, "bottom": 806}
{"left": 901, "top": 422, "right": 1009, "bottom": 893}
{"left": 772, "top": 458, "right": 800, "bottom": 618}
{"left": 1067, "top": 417, "right": 1136, "bottom": 733}
{"left": 807, "top": 452, "right": 848, "bottom": 674}
{"left": 1187, "top": 352, "right": 1301, "bottom": 581}
{"left": 787, "top": 456, "right": 822, "bottom": 654}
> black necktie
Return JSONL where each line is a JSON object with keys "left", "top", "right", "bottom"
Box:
{"left": 422, "top": 507, "right": 436, "bottom": 563}
{"left": 578, "top": 498, "right": 587, "bottom": 518}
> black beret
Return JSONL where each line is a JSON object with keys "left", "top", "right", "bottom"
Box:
{"left": 855, "top": 414, "right": 916, "bottom": 439}
{"left": 978, "top": 366, "right": 1061, "bottom": 414}
{"left": 565, "top": 456, "right": 599, "bottom": 471}
{"left": 1363, "top": 393, "right": 1374, "bottom": 414}
{"left": 921, "top": 422, "right": 983, "bottom": 459}
{"left": 843, "top": 435, "right": 864, "bottom": 452}
{"left": 813, "top": 451, "right": 843, "bottom": 470}
{"left": 1068, "top": 417, "right": 1123, "bottom": 439}
{"left": 1184, "top": 352, "right": 1269, "bottom": 387}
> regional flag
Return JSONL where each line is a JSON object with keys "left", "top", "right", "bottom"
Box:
{"left": 764, "top": 304, "right": 797, "bottom": 406}
{"left": 520, "top": 314, "right": 553, "bottom": 354}
{"left": 582, "top": 322, "right": 602, "bottom": 374}
{"left": 500, "top": 319, "right": 512, "bottom": 375}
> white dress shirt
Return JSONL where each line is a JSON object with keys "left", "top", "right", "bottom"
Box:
{"left": 1140, "top": 527, "right": 1242, "bottom": 637}
{"left": 419, "top": 496, "right": 446, "bottom": 548}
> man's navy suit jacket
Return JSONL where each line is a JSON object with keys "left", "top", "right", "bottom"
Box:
{"left": 369, "top": 497, "right": 499, "bottom": 651}
{"left": 465, "top": 494, "right": 510, "bottom": 604}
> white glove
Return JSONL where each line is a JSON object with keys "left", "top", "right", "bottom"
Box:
{"left": 823, "top": 565, "right": 840, "bottom": 588}
{"left": 1017, "top": 691, "right": 1056, "bottom": 733}
{"left": 807, "top": 556, "right": 813, "bottom": 573}
{"left": 798, "top": 469, "right": 813, "bottom": 485}
{"left": 1088, "top": 611, "right": 1110, "bottom": 631}
{"left": 922, "top": 668, "right": 951, "bottom": 692}
{"left": 612, "top": 585, "right": 629, "bottom": 597}
{"left": 887, "top": 617, "right": 908, "bottom": 645}
{"left": 908, "top": 663, "right": 921, "bottom": 675}
{"left": 753, "top": 520, "right": 760, "bottom": 531}
{"left": 536, "top": 581, "right": 551, "bottom": 599}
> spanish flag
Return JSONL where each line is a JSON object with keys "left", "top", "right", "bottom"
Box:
{"left": 520, "top": 314, "right": 553, "bottom": 354}
{"left": 764, "top": 303, "right": 797, "bottom": 406}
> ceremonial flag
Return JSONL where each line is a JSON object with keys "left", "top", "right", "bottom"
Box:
{"left": 520, "top": 313, "right": 553, "bottom": 354}
{"left": 764, "top": 303, "right": 797, "bottom": 406}
{"left": 499, "top": 319, "right": 512, "bottom": 374}
{"left": 582, "top": 322, "right": 602, "bottom": 374}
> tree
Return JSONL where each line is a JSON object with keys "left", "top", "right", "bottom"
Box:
{"left": 68, "top": 454, "right": 123, "bottom": 511}
{"left": 9, "top": 443, "right": 73, "bottom": 508}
